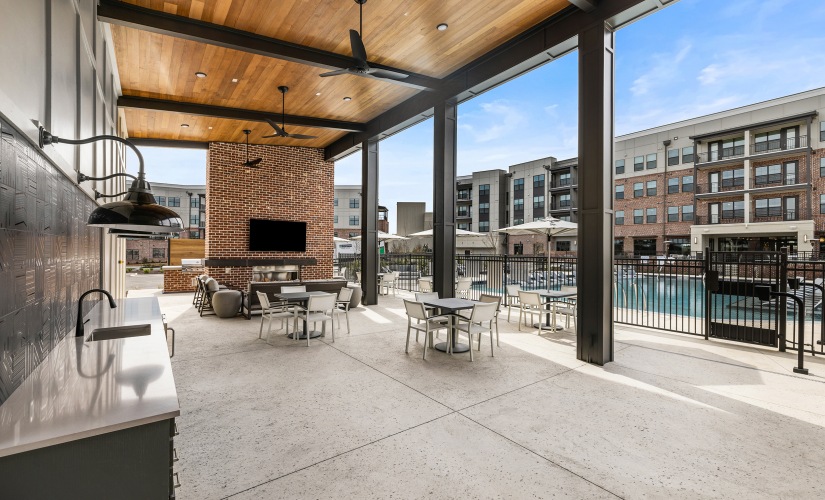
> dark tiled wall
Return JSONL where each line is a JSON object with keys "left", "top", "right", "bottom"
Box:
{"left": 0, "top": 118, "right": 101, "bottom": 405}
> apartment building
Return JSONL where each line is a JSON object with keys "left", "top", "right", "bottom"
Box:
{"left": 615, "top": 87, "right": 825, "bottom": 256}
{"left": 333, "top": 185, "right": 389, "bottom": 238}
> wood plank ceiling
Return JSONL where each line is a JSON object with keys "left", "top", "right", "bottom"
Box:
{"left": 109, "top": 0, "right": 571, "bottom": 148}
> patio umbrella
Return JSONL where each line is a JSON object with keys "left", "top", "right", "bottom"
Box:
{"left": 333, "top": 236, "right": 350, "bottom": 243}
{"left": 350, "top": 231, "right": 408, "bottom": 241}
{"left": 406, "top": 228, "right": 486, "bottom": 237}
{"left": 496, "top": 216, "right": 577, "bottom": 237}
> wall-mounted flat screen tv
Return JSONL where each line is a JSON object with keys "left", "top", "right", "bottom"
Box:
{"left": 248, "top": 219, "right": 307, "bottom": 252}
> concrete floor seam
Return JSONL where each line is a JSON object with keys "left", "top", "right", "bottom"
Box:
{"left": 455, "top": 364, "right": 583, "bottom": 413}
{"left": 220, "top": 411, "right": 460, "bottom": 499}
{"left": 453, "top": 412, "right": 625, "bottom": 499}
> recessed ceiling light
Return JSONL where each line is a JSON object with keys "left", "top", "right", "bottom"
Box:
{"left": 343, "top": 96, "right": 352, "bottom": 101}
{"left": 316, "top": 92, "right": 322, "bottom": 96}
{"left": 181, "top": 123, "right": 189, "bottom": 128}
{"left": 195, "top": 71, "right": 207, "bottom": 78}
{"left": 437, "top": 23, "right": 448, "bottom": 31}
{"left": 208, "top": 126, "right": 213, "bottom": 130}
{"left": 231, "top": 78, "right": 239, "bottom": 83}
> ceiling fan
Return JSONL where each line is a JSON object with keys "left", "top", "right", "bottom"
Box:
{"left": 263, "top": 86, "right": 318, "bottom": 140}
{"left": 238, "top": 130, "right": 263, "bottom": 167}
{"left": 319, "top": 0, "right": 409, "bottom": 81}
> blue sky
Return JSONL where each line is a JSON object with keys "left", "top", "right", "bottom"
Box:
{"left": 128, "top": 0, "right": 825, "bottom": 232}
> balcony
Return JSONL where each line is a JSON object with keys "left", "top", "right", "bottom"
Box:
{"left": 751, "top": 173, "right": 800, "bottom": 189}
{"left": 751, "top": 209, "right": 805, "bottom": 222}
{"left": 550, "top": 178, "right": 573, "bottom": 189}
{"left": 697, "top": 146, "right": 745, "bottom": 164}
{"left": 694, "top": 215, "right": 745, "bottom": 225}
{"left": 695, "top": 180, "right": 745, "bottom": 195}
{"left": 750, "top": 135, "right": 807, "bottom": 155}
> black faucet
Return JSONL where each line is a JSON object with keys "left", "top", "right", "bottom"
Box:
{"left": 76, "top": 289, "right": 117, "bottom": 338}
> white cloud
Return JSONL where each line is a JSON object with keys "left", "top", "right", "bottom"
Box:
{"left": 459, "top": 100, "right": 527, "bottom": 143}
{"left": 630, "top": 42, "right": 692, "bottom": 96}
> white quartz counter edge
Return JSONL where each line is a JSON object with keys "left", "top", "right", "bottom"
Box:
{"left": 0, "top": 297, "right": 180, "bottom": 458}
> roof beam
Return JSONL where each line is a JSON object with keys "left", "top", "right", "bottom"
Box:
{"left": 118, "top": 95, "right": 367, "bottom": 132}
{"left": 97, "top": 0, "right": 442, "bottom": 92}
{"left": 325, "top": 0, "right": 665, "bottom": 160}
{"left": 128, "top": 138, "right": 210, "bottom": 149}
{"left": 568, "top": 0, "right": 599, "bottom": 12}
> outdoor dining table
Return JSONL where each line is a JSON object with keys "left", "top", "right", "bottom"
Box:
{"left": 534, "top": 288, "right": 577, "bottom": 331}
{"left": 274, "top": 291, "right": 331, "bottom": 339}
{"left": 420, "top": 297, "right": 480, "bottom": 353}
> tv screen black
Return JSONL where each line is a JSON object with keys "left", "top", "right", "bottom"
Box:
{"left": 249, "top": 219, "right": 307, "bottom": 252}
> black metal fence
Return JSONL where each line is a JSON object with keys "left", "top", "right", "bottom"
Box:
{"left": 333, "top": 251, "right": 825, "bottom": 357}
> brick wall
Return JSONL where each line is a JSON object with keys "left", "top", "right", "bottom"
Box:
{"left": 163, "top": 268, "right": 202, "bottom": 293}
{"left": 205, "top": 142, "right": 334, "bottom": 288}
{"left": 126, "top": 239, "right": 168, "bottom": 264}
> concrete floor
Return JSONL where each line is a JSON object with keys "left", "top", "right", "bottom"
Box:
{"left": 145, "top": 289, "right": 825, "bottom": 499}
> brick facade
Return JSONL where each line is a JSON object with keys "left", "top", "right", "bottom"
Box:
{"left": 205, "top": 142, "right": 334, "bottom": 289}
{"left": 163, "top": 268, "right": 202, "bottom": 293}
{"left": 126, "top": 239, "right": 168, "bottom": 264}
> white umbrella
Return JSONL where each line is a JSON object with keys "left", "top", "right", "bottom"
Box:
{"left": 350, "top": 231, "right": 408, "bottom": 241}
{"left": 497, "top": 217, "right": 577, "bottom": 237}
{"left": 407, "top": 228, "right": 486, "bottom": 237}
{"left": 333, "top": 236, "right": 349, "bottom": 243}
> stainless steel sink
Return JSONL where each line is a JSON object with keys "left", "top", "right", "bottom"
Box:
{"left": 89, "top": 324, "right": 152, "bottom": 341}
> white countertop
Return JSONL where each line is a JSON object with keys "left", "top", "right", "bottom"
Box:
{"left": 0, "top": 297, "right": 180, "bottom": 457}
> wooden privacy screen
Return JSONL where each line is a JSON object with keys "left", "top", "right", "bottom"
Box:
{"left": 169, "top": 239, "right": 205, "bottom": 266}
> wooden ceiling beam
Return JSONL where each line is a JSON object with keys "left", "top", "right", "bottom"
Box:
{"left": 118, "top": 95, "right": 367, "bottom": 132}
{"left": 98, "top": 0, "right": 442, "bottom": 92}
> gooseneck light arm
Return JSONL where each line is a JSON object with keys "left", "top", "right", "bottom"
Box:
{"left": 39, "top": 128, "right": 146, "bottom": 179}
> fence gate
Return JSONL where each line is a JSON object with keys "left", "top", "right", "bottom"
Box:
{"left": 706, "top": 251, "right": 782, "bottom": 347}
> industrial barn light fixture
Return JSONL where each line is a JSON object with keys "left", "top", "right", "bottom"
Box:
{"left": 38, "top": 127, "right": 183, "bottom": 233}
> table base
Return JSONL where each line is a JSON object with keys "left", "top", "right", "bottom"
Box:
{"left": 288, "top": 330, "right": 324, "bottom": 340}
{"left": 533, "top": 322, "right": 564, "bottom": 331}
{"left": 434, "top": 342, "right": 470, "bottom": 353}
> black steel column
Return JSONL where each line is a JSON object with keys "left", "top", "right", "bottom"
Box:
{"left": 576, "top": 23, "right": 615, "bottom": 365}
{"left": 433, "top": 99, "right": 458, "bottom": 298}
{"left": 361, "top": 138, "right": 379, "bottom": 305}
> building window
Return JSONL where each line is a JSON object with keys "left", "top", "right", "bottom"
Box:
{"left": 514, "top": 199, "right": 524, "bottom": 211}
{"left": 709, "top": 137, "right": 745, "bottom": 161}
{"left": 615, "top": 210, "right": 624, "bottom": 225}
{"left": 190, "top": 230, "right": 200, "bottom": 239}
{"left": 556, "top": 241, "right": 571, "bottom": 252}
{"left": 615, "top": 185, "right": 624, "bottom": 199}
{"left": 682, "top": 146, "right": 694, "bottom": 163}
{"left": 646, "top": 153, "right": 657, "bottom": 169}
{"left": 667, "top": 149, "right": 679, "bottom": 166}
{"left": 533, "top": 196, "right": 545, "bottom": 209}
{"left": 558, "top": 194, "right": 569, "bottom": 208}
{"left": 558, "top": 172, "right": 571, "bottom": 187}
{"left": 334, "top": 198, "right": 338, "bottom": 206}
{"left": 479, "top": 221, "right": 490, "bottom": 232}
{"left": 720, "top": 168, "right": 744, "bottom": 189}
{"left": 721, "top": 201, "right": 744, "bottom": 220}
{"left": 152, "top": 248, "right": 165, "bottom": 259}
{"left": 558, "top": 215, "right": 571, "bottom": 222}
{"left": 126, "top": 249, "right": 139, "bottom": 261}
{"left": 458, "top": 223, "right": 469, "bottom": 230}
{"left": 754, "top": 198, "right": 784, "bottom": 219}
{"left": 349, "top": 232, "right": 358, "bottom": 238}
{"left": 820, "top": 194, "right": 825, "bottom": 214}
{"left": 532, "top": 175, "right": 544, "bottom": 190}
{"left": 667, "top": 206, "right": 678, "bottom": 222}
{"left": 190, "top": 197, "right": 199, "bottom": 208}
{"left": 457, "top": 206, "right": 469, "bottom": 217}
{"left": 349, "top": 198, "right": 359, "bottom": 209}
{"left": 514, "top": 243, "right": 524, "bottom": 255}
{"left": 820, "top": 158, "right": 825, "bottom": 178}
{"left": 349, "top": 215, "right": 359, "bottom": 226}
{"left": 514, "top": 178, "right": 524, "bottom": 192}
{"left": 615, "top": 238, "right": 624, "bottom": 255}
{"left": 633, "top": 182, "right": 643, "bottom": 198}
{"left": 646, "top": 208, "right": 657, "bottom": 223}
{"left": 513, "top": 218, "right": 524, "bottom": 225}
{"left": 479, "top": 184, "right": 490, "bottom": 196}
{"left": 682, "top": 175, "right": 694, "bottom": 192}
{"left": 167, "top": 197, "right": 180, "bottom": 207}
{"left": 156, "top": 196, "right": 166, "bottom": 206}
{"left": 754, "top": 164, "right": 782, "bottom": 185}
{"left": 634, "top": 156, "right": 644, "bottom": 172}
{"left": 189, "top": 215, "right": 199, "bottom": 226}
{"left": 682, "top": 205, "right": 694, "bottom": 222}
{"left": 634, "top": 238, "right": 657, "bottom": 256}
{"left": 821, "top": 121, "right": 825, "bottom": 141}
{"left": 333, "top": 215, "right": 338, "bottom": 224}
{"left": 646, "top": 180, "right": 656, "bottom": 197}
{"left": 479, "top": 202, "right": 490, "bottom": 214}
{"left": 633, "top": 209, "right": 643, "bottom": 224}
{"left": 667, "top": 177, "right": 679, "bottom": 194}
{"left": 615, "top": 159, "right": 625, "bottom": 174}
{"left": 458, "top": 189, "right": 471, "bottom": 200}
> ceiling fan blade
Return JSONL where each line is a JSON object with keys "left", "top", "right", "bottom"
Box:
{"left": 265, "top": 118, "right": 287, "bottom": 136}
{"left": 368, "top": 67, "right": 409, "bottom": 80}
{"left": 244, "top": 158, "right": 263, "bottom": 167}
{"left": 285, "top": 133, "right": 318, "bottom": 140}
{"left": 319, "top": 68, "right": 352, "bottom": 78}
{"left": 260, "top": 133, "right": 281, "bottom": 139}
{"left": 349, "top": 29, "right": 369, "bottom": 67}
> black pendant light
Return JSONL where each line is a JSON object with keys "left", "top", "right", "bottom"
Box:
{"left": 39, "top": 127, "right": 183, "bottom": 233}
{"left": 108, "top": 229, "right": 171, "bottom": 240}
